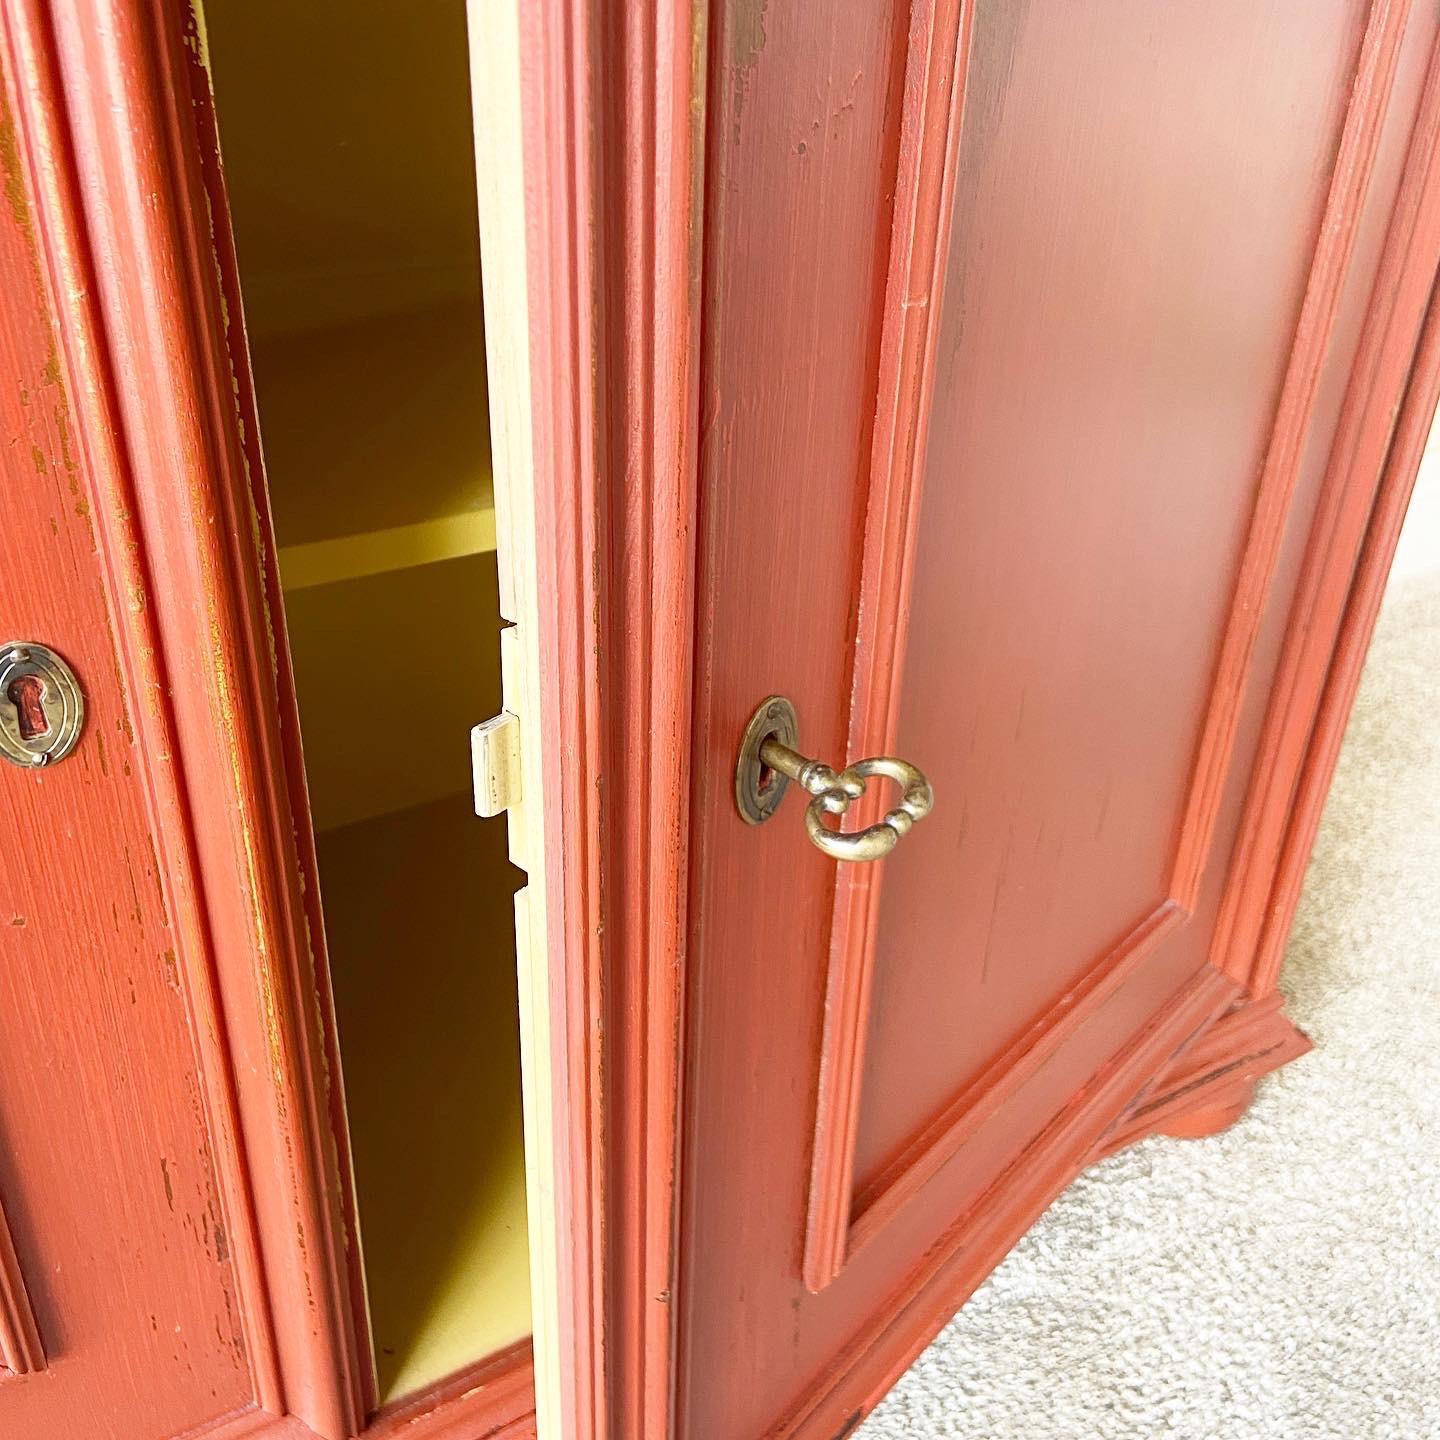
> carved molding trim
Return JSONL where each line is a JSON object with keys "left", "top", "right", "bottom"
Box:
{"left": 0, "top": 1197, "right": 43, "bottom": 1377}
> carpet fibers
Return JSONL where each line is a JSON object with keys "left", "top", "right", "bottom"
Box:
{"left": 860, "top": 544, "right": 1440, "bottom": 1437}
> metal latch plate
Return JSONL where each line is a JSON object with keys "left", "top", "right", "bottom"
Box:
{"left": 471, "top": 710, "right": 521, "bottom": 817}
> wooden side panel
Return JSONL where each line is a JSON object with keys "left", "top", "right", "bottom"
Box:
{"left": 1215, "top": 24, "right": 1440, "bottom": 987}
{"left": 1253, "top": 255, "right": 1440, "bottom": 987}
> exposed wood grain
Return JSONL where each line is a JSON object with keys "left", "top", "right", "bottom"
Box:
{"left": 7, "top": 1, "right": 1436, "bottom": 1435}
{"left": 30, "top": 0, "right": 372, "bottom": 1431}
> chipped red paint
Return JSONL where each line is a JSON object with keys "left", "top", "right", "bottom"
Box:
{"left": 0, "top": 4, "right": 253, "bottom": 1433}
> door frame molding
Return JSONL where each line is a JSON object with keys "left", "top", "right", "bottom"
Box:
{"left": 492, "top": 3, "right": 707, "bottom": 1438}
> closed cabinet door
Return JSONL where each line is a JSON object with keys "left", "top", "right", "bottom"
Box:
{"left": 680, "top": 2, "right": 1440, "bottom": 1435}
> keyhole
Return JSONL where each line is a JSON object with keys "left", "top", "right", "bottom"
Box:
{"left": 7, "top": 674, "right": 50, "bottom": 741}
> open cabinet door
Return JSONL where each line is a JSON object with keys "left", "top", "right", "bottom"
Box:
{"left": 679, "top": 2, "right": 1440, "bottom": 1436}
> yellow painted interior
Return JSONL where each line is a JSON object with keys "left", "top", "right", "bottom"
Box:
{"left": 254, "top": 309, "right": 497, "bottom": 592}
{"left": 321, "top": 798, "right": 530, "bottom": 1400}
{"left": 201, "top": 0, "right": 528, "bottom": 1406}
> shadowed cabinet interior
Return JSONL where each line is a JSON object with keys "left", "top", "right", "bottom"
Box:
{"left": 200, "top": 0, "right": 527, "bottom": 1406}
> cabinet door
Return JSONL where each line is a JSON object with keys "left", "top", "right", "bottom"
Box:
{"left": 679, "top": 2, "right": 1440, "bottom": 1435}
{"left": 0, "top": 16, "right": 256, "bottom": 1439}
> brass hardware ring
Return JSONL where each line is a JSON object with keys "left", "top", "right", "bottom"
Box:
{"left": 735, "top": 695, "right": 934, "bottom": 863}
{"left": 795, "top": 752, "right": 933, "bottom": 862}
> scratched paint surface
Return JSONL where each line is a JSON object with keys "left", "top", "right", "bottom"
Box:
{"left": 0, "top": 75, "right": 251, "bottom": 1440}
{"left": 855, "top": 0, "right": 1369, "bottom": 1184}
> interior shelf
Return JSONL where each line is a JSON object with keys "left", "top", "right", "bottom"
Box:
{"left": 251, "top": 304, "right": 496, "bottom": 591}
{"left": 281, "top": 552, "right": 502, "bottom": 834}
{"left": 318, "top": 794, "right": 530, "bottom": 1403}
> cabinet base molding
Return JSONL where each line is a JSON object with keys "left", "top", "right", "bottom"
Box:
{"left": 189, "top": 1346, "right": 535, "bottom": 1440}
{"left": 1157, "top": 1085, "right": 1259, "bottom": 1140}
{"left": 187, "top": 1409, "right": 317, "bottom": 1440}
{"left": 364, "top": 1344, "right": 535, "bottom": 1440}
{"left": 768, "top": 964, "right": 1249, "bottom": 1439}
{"left": 1095, "top": 992, "right": 1312, "bottom": 1161}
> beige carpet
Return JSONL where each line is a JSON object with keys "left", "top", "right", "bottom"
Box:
{"left": 861, "top": 470, "right": 1440, "bottom": 1439}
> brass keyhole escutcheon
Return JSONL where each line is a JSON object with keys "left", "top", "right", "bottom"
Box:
{"left": 0, "top": 644, "right": 85, "bottom": 768}
{"left": 735, "top": 695, "right": 800, "bottom": 826}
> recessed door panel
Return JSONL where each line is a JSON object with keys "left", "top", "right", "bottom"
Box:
{"left": 855, "top": 0, "right": 1365, "bottom": 1192}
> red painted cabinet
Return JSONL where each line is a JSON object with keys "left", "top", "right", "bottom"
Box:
{"left": 1, "top": 3, "right": 1437, "bottom": 1439}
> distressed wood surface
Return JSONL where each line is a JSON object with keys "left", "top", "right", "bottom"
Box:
{"left": 0, "top": 6, "right": 252, "bottom": 1435}
{"left": 1253, "top": 231, "right": 1440, "bottom": 992}
{"left": 802, "top": 0, "right": 971, "bottom": 1294}
{"left": 792, "top": 0, "right": 1417, "bottom": 1292}
{"left": 34, "top": 0, "right": 377, "bottom": 1430}
{"left": 589, "top": 6, "right": 707, "bottom": 1438}
{"left": 829, "top": 0, "right": 1434, "bottom": 1290}
{"left": 363, "top": 1339, "right": 537, "bottom": 1440}
{"left": 477, "top": 3, "right": 709, "bottom": 1439}
{"left": 852, "top": 0, "right": 1396, "bottom": 1216}
{"left": 678, "top": 1, "right": 1440, "bottom": 1434}
{"left": 7, "top": 0, "right": 705, "bottom": 1434}
{"left": 25, "top": 0, "right": 554, "bottom": 1435}
{"left": 1096, "top": 992, "right": 1314, "bottom": 1158}
{"left": 8, "top": 1, "right": 1439, "bottom": 1437}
